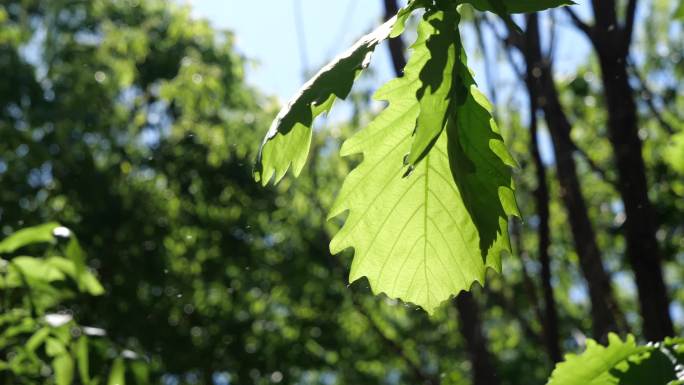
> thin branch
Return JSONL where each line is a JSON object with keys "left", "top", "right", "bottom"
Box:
{"left": 292, "top": 0, "right": 310, "bottom": 78}
{"left": 570, "top": 142, "right": 618, "bottom": 187}
{"left": 563, "top": 7, "right": 594, "bottom": 40}
{"left": 481, "top": 16, "right": 526, "bottom": 80}
{"left": 351, "top": 295, "right": 439, "bottom": 385}
{"left": 474, "top": 14, "right": 499, "bottom": 111}
{"left": 626, "top": 59, "right": 677, "bottom": 135}
{"left": 544, "top": 10, "right": 558, "bottom": 64}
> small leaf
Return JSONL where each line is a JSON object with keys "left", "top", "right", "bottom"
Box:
{"left": 76, "top": 336, "right": 91, "bottom": 385}
{"left": 391, "top": 0, "right": 427, "bottom": 37}
{"left": 129, "top": 360, "right": 150, "bottom": 385}
{"left": 65, "top": 236, "right": 87, "bottom": 291}
{"left": 0, "top": 222, "right": 60, "bottom": 254}
{"left": 47, "top": 257, "right": 105, "bottom": 296}
{"left": 255, "top": 15, "right": 399, "bottom": 185}
{"left": 26, "top": 327, "right": 51, "bottom": 352}
{"left": 46, "top": 337, "right": 68, "bottom": 357}
{"left": 107, "top": 357, "right": 126, "bottom": 385}
{"left": 53, "top": 353, "right": 75, "bottom": 385}
{"left": 8, "top": 257, "right": 66, "bottom": 287}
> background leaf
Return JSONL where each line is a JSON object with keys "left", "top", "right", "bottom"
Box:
{"left": 0, "top": 222, "right": 59, "bottom": 254}
{"left": 255, "top": 16, "right": 399, "bottom": 185}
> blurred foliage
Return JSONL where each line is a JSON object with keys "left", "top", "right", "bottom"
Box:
{"left": 0, "top": 223, "right": 147, "bottom": 385}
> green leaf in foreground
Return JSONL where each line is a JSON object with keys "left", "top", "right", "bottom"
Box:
{"left": 255, "top": 12, "right": 409, "bottom": 186}
{"left": 329, "top": 11, "right": 517, "bottom": 313}
{"left": 547, "top": 334, "right": 684, "bottom": 385}
{"left": 407, "top": 9, "right": 469, "bottom": 166}
{"left": 547, "top": 334, "right": 646, "bottom": 385}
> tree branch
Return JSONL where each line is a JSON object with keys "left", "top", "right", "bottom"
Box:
{"left": 570, "top": 142, "right": 617, "bottom": 187}
{"left": 383, "top": 0, "right": 407, "bottom": 77}
{"left": 627, "top": 59, "right": 677, "bottom": 135}
{"left": 563, "top": 7, "right": 594, "bottom": 40}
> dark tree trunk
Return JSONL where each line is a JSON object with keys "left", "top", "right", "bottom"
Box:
{"left": 382, "top": 0, "right": 407, "bottom": 77}
{"left": 517, "top": 14, "right": 623, "bottom": 340}
{"left": 580, "top": 0, "right": 674, "bottom": 340}
{"left": 525, "top": 50, "right": 562, "bottom": 363}
{"left": 456, "top": 292, "right": 500, "bottom": 385}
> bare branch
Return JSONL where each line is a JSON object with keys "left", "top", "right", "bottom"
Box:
{"left": 627, "top": 59, "right": 677, "bottom": 135}
{"left": 570, "top": 141, "right": 617, "bottom": 187}
{"left": 563, "top": 7, "right": 594, "bottom": 40}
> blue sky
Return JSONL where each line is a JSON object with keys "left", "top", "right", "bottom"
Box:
{"left": 189, "top": 0, "right": 399, "bottom": 101}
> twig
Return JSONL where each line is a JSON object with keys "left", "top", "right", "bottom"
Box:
{"left": 563, "top": 7, "right": 594, "bottom": 40}
{"left": 626, "top": 59, "right": 677, "bottom": 135}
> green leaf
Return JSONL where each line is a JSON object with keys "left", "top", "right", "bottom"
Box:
{"left": 65, "top": 236, "right": 87, "bottom": 291}
{"left": 391, "top": 0, "right": 427, "bottom": 37}
{"left": 547, "top": 334, "right": 650, "bottom": 385}
{"left": 329, "top": 11, "right": 516, "bottom": 313}
{"left": 107, "top": 357, "right": 126, "bottom": 385}
{"left": 0, "top": 222, "right": 60, "bottom": 254}
{"left": 46, "top": 337, "right": 68, "bottom": 357}
{"left": 664, "top": 130, "right": 684, "bottom": 175}
{"left": 612, "top": 348, "right": 678, "bottom": 385}
{"left": 466, "top": 0, "right": 575, "bottom": 14}
{"left": 26, "top": 327, "right": 51, "bottom": 352}
{"left": 53, "top": 353, "right": 75, "bottom": 385}
{"left": 48, "top": 257, "right": 105, "bottom": 296}
{"left": 255, "top": 14, "right": 403, "bottom": 186}
{"left": 407, "top": 10, "right": 469, "bottom": 166}
{"left": 76, "top": 336, "right": 91, "bottom": 385}
{"left": 129, "top": 360, "right": 150, "bottom": 385}
{"left": 8, "top": 256, "right": 66, "bottom": 286}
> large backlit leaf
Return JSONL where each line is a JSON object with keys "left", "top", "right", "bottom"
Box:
{"left": 407, "top": 9, "right": 469, "bottom": 166}
{"left": 255, "top": 15, "right": 402, "bottom": 185}
{"left": 329, "top": 12, "right": 516, "bottom": 313}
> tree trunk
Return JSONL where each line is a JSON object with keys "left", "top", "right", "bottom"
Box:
{"left": 382, "top": 0, "right": 407, "bottom": 77}
{"left": 456, "top": 292, "right": 500, "bottom": 385}
{"left": 583, "top": 0, "right": 674, "bottom": 340}
{"left": 525, "top": 52, "right": 562, "bottom": 363}
{"left": 518, "top": 14, "right": 623, "bottom": 340}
